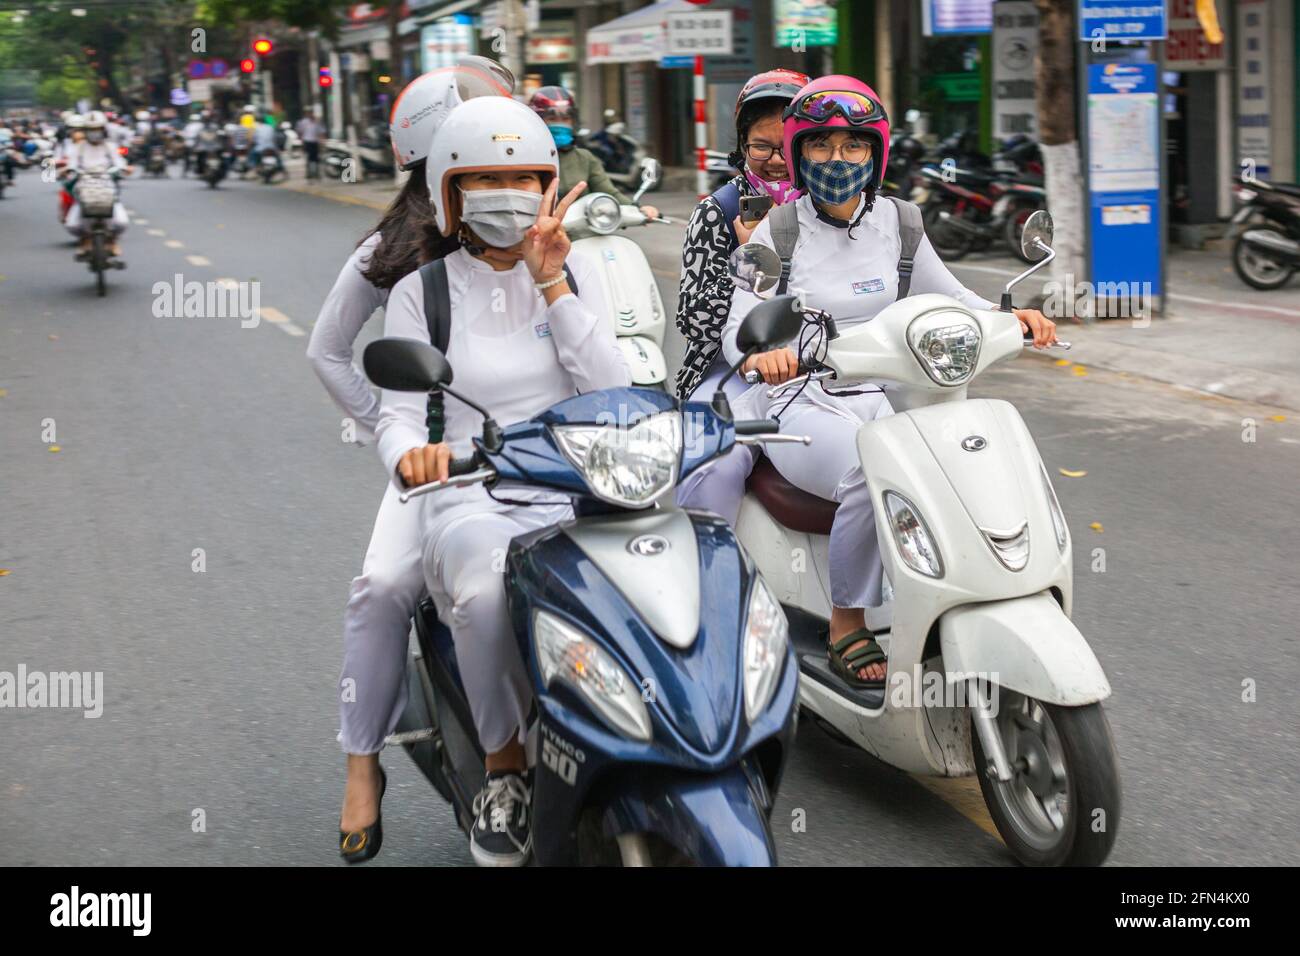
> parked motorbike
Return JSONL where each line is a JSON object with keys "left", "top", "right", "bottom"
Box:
{"left": 728, "top": 212, "right": 1121, "bottom": 866}
{"left": 362, "top": 300, "right": 806, "bottom": 865}
{"left": 322, "top": 127, "right": 394, "bottom": 180}
{"left": 582, "top": 109, "right": 654, "bottom": 194}
{"left": 257, "top": 147, "right": 286, "bottom": 184}
{"left": 705, "top": 148, "right": 737, "bottom": 193}
{"left": 1228, "top": 176, "right": 1300, "bottom": 290}
{"left": 73, "top": 171, "right": 126, "bottom": 296}
{"left": 561, "top": 158, "right": 672, "bottom": 387}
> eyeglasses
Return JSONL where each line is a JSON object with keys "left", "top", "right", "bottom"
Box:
{"left": 744, "top": 142, "right": 784, "bottom": 162}
{"left": 803, "top": 139, "right": 872, "bottom": 164}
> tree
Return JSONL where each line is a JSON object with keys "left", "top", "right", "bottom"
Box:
{"left": 1033, "top": 0, "right": 1086, "bottom": 297}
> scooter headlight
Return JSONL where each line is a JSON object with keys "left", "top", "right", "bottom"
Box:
{"left": 883, "top": 491, "right": 944, "bottom": 578}
{"left": 1040, "top": 463, "right": 1069, "bottom": 554}
{"left": 533, "top": 610, "right": 652, "bottom": 742}
{"left": 555, "top": 411, "right": 681, "bottom": 509}
{"left": 907, "top": 314, "right": 981, "bottom": 386}
{"left": 743, "top": 577, "right": 789, "bottom": 723}
{"left": 584, "top": 194, "right": 622, "bottom": 234}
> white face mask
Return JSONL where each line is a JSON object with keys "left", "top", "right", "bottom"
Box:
{"left": 459, "top": 187, "right": 543, "bottom": 249}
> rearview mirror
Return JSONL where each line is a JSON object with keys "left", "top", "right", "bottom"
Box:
{"left": 737, "top": 295, "right": 803, "bottom": 353}
{"left": 729, "top": 242, "right": 782, "bottom": 297}
{"left": 1020, "top": 210, "right": 1054, "bottom": 261}
{"left": 364, "top": 337, "right": 453, "bottom": 392}
{"left": 639, "top": 156, "right": 661, "bottom": 186}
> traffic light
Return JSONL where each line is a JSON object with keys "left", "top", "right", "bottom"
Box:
{"left": 252, "top": 38, "right": 273, "bottom": 56}
{"left": 240, "top": 58, "right": 256, "bottom": 74}
{"left": 318, "top": 66, "right": 332, "bottom": 89}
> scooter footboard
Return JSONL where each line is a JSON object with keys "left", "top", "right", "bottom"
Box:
{"left": 939, "top": 592, "right": 1111, "bottom": 706}
{"left": 599, "top": 762, "right": 778, "bottom": 866}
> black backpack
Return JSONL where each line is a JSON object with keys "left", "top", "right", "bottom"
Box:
{"left": 417, "top": 258, "right": 578, "bottom": 443}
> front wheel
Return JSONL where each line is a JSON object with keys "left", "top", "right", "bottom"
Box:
{"left": 972, "top": 693, "right": 1120, "bottom": 866}
{"left": 1233, "top": 229, "right": 1296, "bottom": 290}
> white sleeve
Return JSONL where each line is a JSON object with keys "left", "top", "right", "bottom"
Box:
{"left": 545, "top": 249, "right": 631, "bottom": 392}
{"left": 374, "top": 271, "right": 434, "bottom": 489}
{"left": 909, "top": 233, "right": 997, "bottom": 311}
{"left": 721, "top": 216, "right": 777, "bottom": 368}
{"left": 305, "top": 235, "right": 388, "bottom": 441}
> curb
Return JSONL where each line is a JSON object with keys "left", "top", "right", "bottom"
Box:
{"left": 277, "top": 179, "right": 392, "bottom": 212}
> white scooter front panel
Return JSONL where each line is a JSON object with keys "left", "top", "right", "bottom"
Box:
{"left": 617, "top": 335, "right": 668, "bottom": 385}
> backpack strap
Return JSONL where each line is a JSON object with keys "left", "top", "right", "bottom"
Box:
{"left": 766, "top": 201, "right": 801, "bottom": 295}
{"left": 418, "top": 259, "right": 452, "bottom": 444}
{"left": 889, "top": 196, "right": 925, "bottom": 301}
{"left": 711, "top": 181, "right": 742, "bottom": 249}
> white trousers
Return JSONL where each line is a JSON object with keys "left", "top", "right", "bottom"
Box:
{"left": 761, "top": 386, "right": 894, "bottom": 609}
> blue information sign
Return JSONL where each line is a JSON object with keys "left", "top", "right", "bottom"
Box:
{"left": 659, "top": 55, "right": 694, "bottom": 69}
{"left": 1086, "top": 62, "right": 1162, "bottom": 297}
{"left": 1078, "top": 1, "right": 1167, "bottom": 42}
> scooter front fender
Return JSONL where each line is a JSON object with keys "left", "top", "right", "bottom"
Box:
{"left": 601, "top": 762, "right": 778, "bottom": 866}
{"left": 939, "top": 592, "right": 1111, "bottom": 706}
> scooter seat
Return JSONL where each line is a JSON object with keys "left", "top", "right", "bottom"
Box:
{"left": 746, "top": 455, "right": 838, "bottom": 536}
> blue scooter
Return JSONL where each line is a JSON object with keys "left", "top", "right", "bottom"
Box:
{"left": 363, "top": 298, "right": 808, "bottom": 866}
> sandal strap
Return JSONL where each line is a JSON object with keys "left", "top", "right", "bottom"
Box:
{"left": 830, "top": 628, "right": 875, "bottom": 655}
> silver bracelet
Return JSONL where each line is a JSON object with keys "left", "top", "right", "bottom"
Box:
{"left": 534, "top": 273, "right": 567, "bottom": 290}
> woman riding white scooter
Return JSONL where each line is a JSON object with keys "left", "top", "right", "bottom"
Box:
{"left": 674, "top": 69, "right": 809, "bottom": 524}
{"left": 63, "top": 111, "right": 131, "bottom": 262}
{"left": 720, "top": 76, "right": 1058, "bottom": 688}
{"left": 374, "top": 96, "right": 629, "bottom": 865}
{"left": 306, "top": 59, "right": 515, "bottom": 864}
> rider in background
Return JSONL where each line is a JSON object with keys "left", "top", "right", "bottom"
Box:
{"left": 527, "top": 86, "right": 659, "bottom": 222}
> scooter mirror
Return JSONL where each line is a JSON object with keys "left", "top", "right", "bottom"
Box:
{"left": 1020, "top": 209, "right": 1054, "bottom": 261}
{"left": 905, "top": 108, "right": 920, "bottom": 124}
{"left": 737, "top": 295, "right": 803, "bottom": 353}
{"left": 729, "top": 243, "right": 782, "bottom": 297}
{"left": 363, "top": 337, "right": 454, "bottom": 392}
{"left": 639, "top": 156, "right": 661, "bottom": 186}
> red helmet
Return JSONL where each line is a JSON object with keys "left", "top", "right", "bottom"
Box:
{"left": 734, "top": 69, "right": 811, "bottom": 121}
{"left": 783, "top": 75, "right": 891, "bottom": 192}
{"left": 528, "top": 85, "right": 576, "bottom": 123}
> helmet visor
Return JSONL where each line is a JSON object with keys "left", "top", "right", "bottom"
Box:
{"left": 456, "top": 55, "right": 515, "bottom": 95}
{"left": 789, "top": 90, "right": 885, "bottom": 126}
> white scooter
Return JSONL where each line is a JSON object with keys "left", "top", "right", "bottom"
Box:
{"left": 724, "top": 212, "right": 1121, "bottom": 866}
{"left": 563, "top": 157, "right": 671, "bottom": 387}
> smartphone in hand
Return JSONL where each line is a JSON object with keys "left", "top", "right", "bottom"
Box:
{"left": 739, "top": 194, "right": 773, "bottom": 225}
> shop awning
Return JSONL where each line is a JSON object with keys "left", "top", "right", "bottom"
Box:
{"left": 585, "top": 0, "right": 694, "bottom": 65}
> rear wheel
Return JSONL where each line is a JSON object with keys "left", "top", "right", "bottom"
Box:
{"left": 1233, "top": 229, "right": 1295, "bottom": 289}
{"left": 973, "top": 692, "right": 1120, "bottom": 866}
{"left": 91, "top": 231, "right": 106, "bottom": 297}
{"left": 1005, "top": 203, "right": 1041, "bottom": 262}
{"left": 923, "top": 198, "right": 974, "bottom": 260}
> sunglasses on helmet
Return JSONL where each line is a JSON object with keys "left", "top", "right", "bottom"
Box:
{"left": 786, "top": 90, "right": 885, "bottom": 126}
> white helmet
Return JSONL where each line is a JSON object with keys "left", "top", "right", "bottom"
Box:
{"left": 426, "top": 96, "right": 559, "bottom": 237}
{"left": 83, "top": 111, "right": 108, "bottom": 130}
{"left": 135, "top": 110, "right": 150, "bottom": 121}
{"left": 389, "top": 61, "right": 515, "bottom": 171}
{"left": 67, "top": 114, "right": 86, "bottom": 130}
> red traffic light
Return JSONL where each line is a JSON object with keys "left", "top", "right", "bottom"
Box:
{"left": 240, "top": 58, "right": 256, "bottom": 73}
{"left": 319, "top": 75, "right": 333, "bottom": 88}
{"left": 253, "top": 38, "right": 272, "bottom": 55}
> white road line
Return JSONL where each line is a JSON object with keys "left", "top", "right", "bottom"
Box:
{"left": 1167, "top": 291, "right": 1300, "bottom": 320}
{"left": 146, "top": 228, "right": 165, "bottom": 237}
{"left": 134, "top": 218, "right": 149, "bottom": 225}
{"left": 215, "top": 277, "right": 239, "bottom": 289}
{"left": 259, "top": 306, "right": 290, "bottom": 324}
{"left": 164, "top": 239, "right": 184, "bottom": 249}
{"left": 279, "top": 323, "right": 307, "bottom": 337}
{"left": 185, "top": 255, "right": 211, "bottom": 267}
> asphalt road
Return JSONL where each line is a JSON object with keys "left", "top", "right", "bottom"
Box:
{"left": 1, "top": 168, "right": 1297, "bottom": 866}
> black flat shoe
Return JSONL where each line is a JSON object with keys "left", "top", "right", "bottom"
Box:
{"left": 339, "top": 765, "right": 387, "bottom": 864}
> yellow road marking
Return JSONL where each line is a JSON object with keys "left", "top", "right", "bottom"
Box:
{"left": 164, "top": 239, "right": 184, "bottom": 249}
{"left": 259, "top": 306, "right": 290, "bottom": 324}
{"left": 186, "top": 255, "right": 211, "bottom": 267}
{"left": 146, "top": 229, "right": 165, "bottom": 237}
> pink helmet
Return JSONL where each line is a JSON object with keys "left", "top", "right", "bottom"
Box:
{"left": 782, "top": 75, "right": 890, "bottom": 192}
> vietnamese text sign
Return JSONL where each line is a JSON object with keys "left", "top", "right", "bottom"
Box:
{"left": 923, "top": 0, "right": 995, "bottom": 37}
{"left": 1165, "top": 0, "right": 1226, "bottom": 71}
{"left": 993, "top": 1, "right": 1038, "bottom": 138}
{"left": 666, "top": 10, "right": 733, "bottom": 56}
{"left": 1235, "top": 0, "right": 1269, "bottom": 178}
{"left": 1077, "top": 1, "right": 1167, "bottom": 41}
{"left": 774, "top": 0, "right": 838, "bottom": 47}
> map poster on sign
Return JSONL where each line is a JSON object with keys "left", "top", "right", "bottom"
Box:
{"left": 993, "top": 1, "right": 1038, "bottom": 139}
{"left": 1235, "top": 0, "right": 1269, "bottom": 179}
{"left": 1087, "top": 62, "right": 1162, "bottom": 296}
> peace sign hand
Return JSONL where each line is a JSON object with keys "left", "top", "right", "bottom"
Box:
{"left": 523, "top": 179, "right": 587, "bottom": 282}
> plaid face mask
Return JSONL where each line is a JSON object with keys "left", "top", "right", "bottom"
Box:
{"left": 799, "top": 156, "right": 875, "bottom": 206}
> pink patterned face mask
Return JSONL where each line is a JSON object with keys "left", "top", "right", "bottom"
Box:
{"left": 744, "top": 167, "right": 800, "bottom": 205}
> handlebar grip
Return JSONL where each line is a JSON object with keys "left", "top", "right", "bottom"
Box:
{"left": 734, "top": 419, "right": 781, "bottom": 436}
{"left": 448, "top": 454, "right": 481, "bottom": 477}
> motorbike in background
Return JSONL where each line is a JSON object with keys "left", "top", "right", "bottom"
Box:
{"left": 257, "top": 147, "right": 287, "bottom": 184}
{"left": 363, "top": 299, "right": 805, "bottom": 865}
{"left": 1228, "top": 176, "right": 1300, "bottom": 290}
{"left": 562, "top": 158, "right": 672, "bottom": 387}
{"left": 195, "top": 148, "right": 230, "bottom": 189}
{"left": 145, "top": 143, "right": 168, "bottom": 178}
{"left": 728, "top": 213, "right": 1121, "bottom": 866}
{"left": 581, "top": 109, "right": 654, "bottom": 194}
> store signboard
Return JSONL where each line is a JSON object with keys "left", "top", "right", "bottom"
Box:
{"left": 774, "top": 0, "right": 837, "bottom": 47}
{"left": 1087, "top": 62, "right": 1162, "bottom": 294}
{"left": 1165, "top": 0, "right": 1226, "bottom": 71}
{"left": 923, "top": 0, "right": 994, "bottom": 37}
{"left": 666, "top": 10, "right": 733, "bottom": 56}
{"left": 526, "top": 22, "right": 576, "bottom": 64}
{"left": 1077, "top": 0, "right": 1166, "bottom": 41}
{"left": 422, "top": 17, "right": 475, "bottom": 73}
{"left": 703, "top": 0, "right": 756, "bottom": 84}
{"left": 993, "top": 1, "right": 1038, "bottom": 138}
{"left": 1235, "top": 0, "right": 1269, "bottom": 178}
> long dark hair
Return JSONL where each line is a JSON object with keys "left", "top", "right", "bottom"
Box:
{"left": 727, "top": 99, "right": 787, "bottom": 171}
{"left": 359, "top": 163, "right": 459, "bottom": 289}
